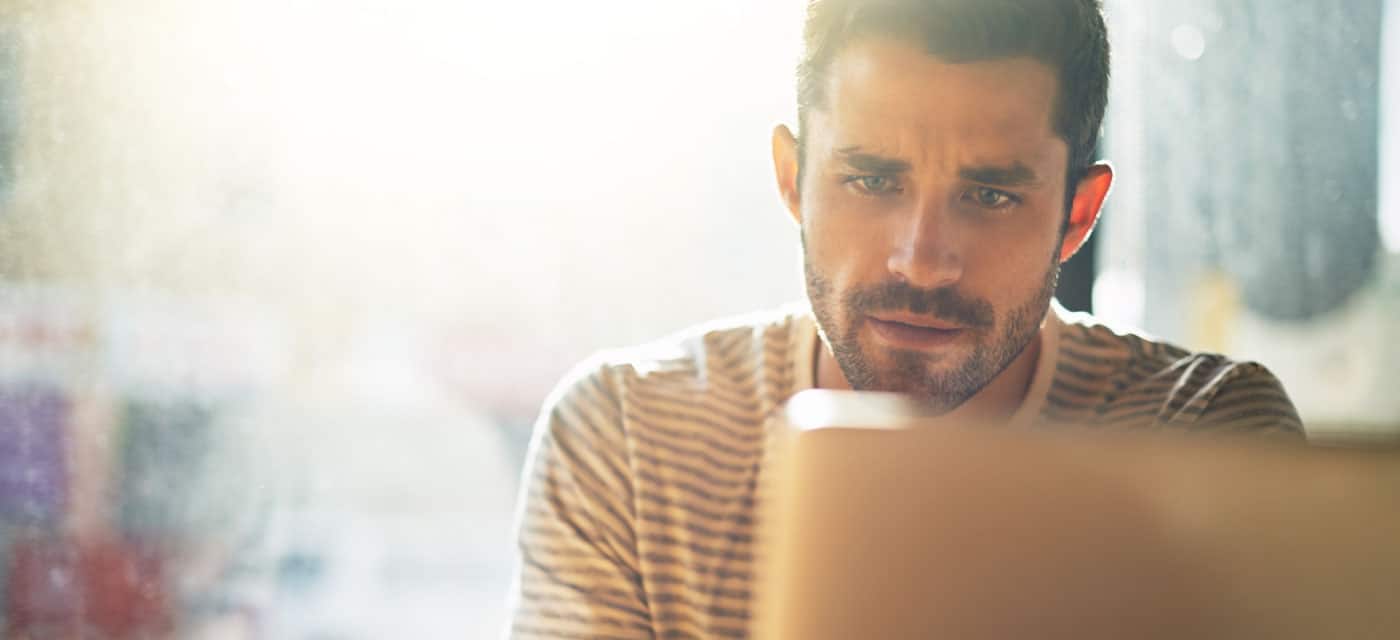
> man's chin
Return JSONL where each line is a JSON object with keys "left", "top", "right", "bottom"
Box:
{"left": 862, "top": 341, "right": 965, "bottom": 378}
{"left": 855, "top": 362, "right": 972, "bottom": 404}
{"left": 867, "top": 379, "right": 968, "bottom": 414}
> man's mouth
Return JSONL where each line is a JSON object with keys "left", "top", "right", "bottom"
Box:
{"left": 866, "top": 314, "right": 967, "bottom": 350}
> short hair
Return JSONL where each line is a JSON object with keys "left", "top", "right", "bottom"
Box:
{"left": 796, "top": 0, "right": 1110, "bottom": 188}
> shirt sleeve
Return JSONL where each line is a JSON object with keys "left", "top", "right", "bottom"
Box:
{"left": 505, "top": 361, "right": 654, "bottom": 639}
{"left": 1194, "top": 362, "right": 1306, "bottom": 438}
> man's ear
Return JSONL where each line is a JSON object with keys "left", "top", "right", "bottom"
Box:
{"left": 1059, "top": 161, "right": 1114, "bottom": 264}
{"left": 772, "top": 124, "right": 803, "bottom": 226}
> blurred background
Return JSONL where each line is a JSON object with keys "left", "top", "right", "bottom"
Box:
{"left": 0, "top": 0, "right": 1393, "bottom": 637}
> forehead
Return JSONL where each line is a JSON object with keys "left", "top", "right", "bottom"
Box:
{"left": 813, "top": 38, "right": 1066, "bottom": 168}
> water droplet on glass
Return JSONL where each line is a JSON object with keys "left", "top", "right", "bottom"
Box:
{"left": 1341, "top": 99, "right": 1359, "bottom": 121}
{"left": 1325, "top": 179, "right": 1344, "bottom": 203}
{"left": 1171, "top": 24, "right": 1207, "bottom": 61}
{"left": 1305, "top": 233, "right": 1327, "bottom": 280}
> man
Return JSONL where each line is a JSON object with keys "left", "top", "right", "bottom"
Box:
{"left": 506, "top": 0, "right": 1303, "bottom": 637}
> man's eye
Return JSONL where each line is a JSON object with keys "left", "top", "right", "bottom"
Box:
{"left": 968, "top": 187, "right": 1019, "bottom": 209}
{"left": 844, "top": 175, "right": 900, "bottom": 196}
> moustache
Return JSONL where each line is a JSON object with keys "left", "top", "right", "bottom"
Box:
{"left": 848, "top": 282, "right": 994, "bottom": 329}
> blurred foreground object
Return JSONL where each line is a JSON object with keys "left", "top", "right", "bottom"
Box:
{"left": 754, "top": 390, "right": 1400, "bottom": 639}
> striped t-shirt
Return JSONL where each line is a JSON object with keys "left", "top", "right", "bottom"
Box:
{"left": 506, "top": 302, "right": 1303, "bottom": 639}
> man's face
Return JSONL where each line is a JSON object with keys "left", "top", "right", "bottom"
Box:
{"left": 796, "top": 38, "right": 1075, "bottom": 412}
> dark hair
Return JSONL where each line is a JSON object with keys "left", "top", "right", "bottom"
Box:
{"left": 796, "top": 0, "right": 1109, "bottom": 188}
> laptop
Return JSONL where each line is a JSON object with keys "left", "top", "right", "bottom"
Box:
{"left": 751, "top": 390, "right": 1400, "bottom": 639}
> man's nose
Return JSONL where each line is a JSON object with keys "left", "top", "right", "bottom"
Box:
{"left": 886, "top": 199, "right": 964, "bottom": 290}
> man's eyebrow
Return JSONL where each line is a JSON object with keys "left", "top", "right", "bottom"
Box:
{"left": 959, "top": 163, "right": 1042, "bottom": 187}
{"left": 835, "top": 146, "right": 912, "bottom": 174}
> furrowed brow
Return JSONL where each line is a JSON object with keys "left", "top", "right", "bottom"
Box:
{"left": 959, "top": 163, "right": 1042, "bottom": 188}
{"left": 835, "top": 146, "right": 912, "bottom": 174}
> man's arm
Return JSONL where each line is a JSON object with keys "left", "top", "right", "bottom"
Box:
{"left": 506, "top": 362, "right": 654, "bottom": 639}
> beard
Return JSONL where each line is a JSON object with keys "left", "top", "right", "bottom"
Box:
{"left": 804, "top": 237, "right": 1060, "bottom": 414}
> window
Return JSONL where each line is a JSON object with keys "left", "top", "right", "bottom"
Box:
{"left": 1099, "top": 0, "right": 1398, "bottom": 440}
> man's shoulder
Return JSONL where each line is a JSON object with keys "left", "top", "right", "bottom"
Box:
{"left": 549, "top": 304, "right": 812, "bottom": 407}
{"left": 1054, "top": 305, "right": 1193, "bottom": 373}
{"left": 532, "top": 305, "right": 812, "bottom": 474}
{"left": 1049, "top": 306, "right": 1302, "bottom": 434}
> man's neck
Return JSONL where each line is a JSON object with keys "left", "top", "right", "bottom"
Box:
{"left": 814, "top": 326, "right": 1045, "bottom": 425}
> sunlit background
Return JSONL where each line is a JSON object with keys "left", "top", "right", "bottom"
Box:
{"left": 0, "top": 0, "right": 1395, "bottom": 637}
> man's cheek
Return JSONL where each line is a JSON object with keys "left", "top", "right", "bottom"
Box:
{"left": 804, "top": 218, "right": 846, "bottom": 264}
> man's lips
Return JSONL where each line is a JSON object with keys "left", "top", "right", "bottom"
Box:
{"left": 865, "top": 314, "right": 967, "bottom": 350}
{"left": 867, "top": 312, "right": 965, "bottom": 331}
